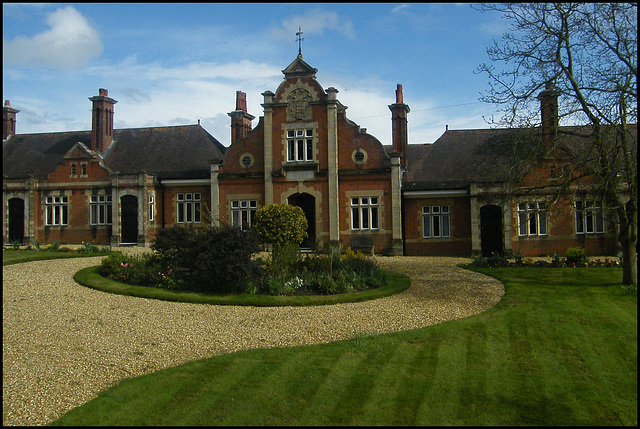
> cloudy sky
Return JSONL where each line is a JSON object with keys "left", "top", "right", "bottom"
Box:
{"left": 3, "top": 3, "right": 509, "bottom": 146}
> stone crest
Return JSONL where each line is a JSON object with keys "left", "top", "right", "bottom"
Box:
{"left": 287, "top": 88, "right": 312, "bottom": 121}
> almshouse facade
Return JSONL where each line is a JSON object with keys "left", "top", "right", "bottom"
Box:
{"left": 3, "top": 55, "right": 634, "bottom": 256}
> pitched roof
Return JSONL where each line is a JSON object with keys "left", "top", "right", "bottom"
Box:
{"left": 3, "top": 131, "right": 92, "bottom": 179}
{"left": 104, "top": 125, "right": 226, "bottom": 179}
{"left": 3, "top": 124, "right": 226, "bottom": 180}
{"left": 403, "top": 128, "right": 533, "bottom": 190}
{"left": 404, "top": 124, "right": 637, "bottom": 191}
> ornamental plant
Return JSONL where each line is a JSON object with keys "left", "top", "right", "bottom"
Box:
{"left": 252, "top": 204, "right": 308, "bottom": 282}
{"left": 252, "top": 204, "right": 308, "bottom": 247}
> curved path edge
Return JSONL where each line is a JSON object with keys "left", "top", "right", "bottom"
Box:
{"left": 3, "top": 256, "right": 504, "bottom": 426}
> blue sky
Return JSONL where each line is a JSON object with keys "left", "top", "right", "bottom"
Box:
{"left": 3, "top": 3, "right": 509, "bottom": 146}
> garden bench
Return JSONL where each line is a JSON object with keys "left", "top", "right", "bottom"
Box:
{"left": 349, "top": 235, "right": 375, "bottom": 255}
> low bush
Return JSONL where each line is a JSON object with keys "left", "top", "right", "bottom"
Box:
{"left": 565, "top": 247, "right": 587, "bottom": 265}
{"left": 151, "top": 224, "right": 262, "bottom": 293}
{"left": 99, "top": 252, "right": 182, "bottom": 290}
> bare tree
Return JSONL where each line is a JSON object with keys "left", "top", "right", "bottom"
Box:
{"left": 475, "top": 3, "right": 637, "bottom": 285}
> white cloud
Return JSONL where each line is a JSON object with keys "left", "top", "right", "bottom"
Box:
{"left": 391, "top": 4, "right": 411, "bottom": 14}
{"left": 272, "top": 8, "right": 355, "bottom": 41}
{"left": 3, "top": 6, "right": 103, "bottom": 69}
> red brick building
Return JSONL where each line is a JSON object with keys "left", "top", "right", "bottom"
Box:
{"left": 3, "top": 56, "right": 634, "bottom": 256}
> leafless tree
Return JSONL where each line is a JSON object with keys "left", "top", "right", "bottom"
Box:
{"left": 475, "top": 3, "right": 637, "bottom": 285}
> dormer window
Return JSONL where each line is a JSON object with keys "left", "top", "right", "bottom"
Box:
{"left": 287, "top": 128, "right": 314, "bottom": 162}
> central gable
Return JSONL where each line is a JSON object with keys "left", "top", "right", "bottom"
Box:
{"left": 275, "top": 55, "right": 326, "bottom": 120}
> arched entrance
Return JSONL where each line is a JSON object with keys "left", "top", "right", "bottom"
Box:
{"left": 8, "top": 198, "right": 25, "bottom": 244}
{"left": 288, "top": 193, "right": 316, "bottom": 248}
{"left": 120, "top": 195, "right": 138, "bottom": 244}
{"left": 480, "top": 205, "right": 503, "bottom": 256}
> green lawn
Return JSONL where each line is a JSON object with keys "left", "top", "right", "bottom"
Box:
{"left": 50, "top": 265, "right": 637, "bottom": 426}
{"left": 2, "top": 248, "right": 110, "bottom": 266}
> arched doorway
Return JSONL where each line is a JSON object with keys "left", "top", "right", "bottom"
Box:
{"left": 480, "top": 205, "right": 503, "bottom": 256}
{"left": 120, "top": 195, "right": 138, "bottom": 244}
{"left": 8, "top": 198, "right": 25, "bottom": 245}
{"left": 288, "top": 193, "right": 316, "bottom": 248}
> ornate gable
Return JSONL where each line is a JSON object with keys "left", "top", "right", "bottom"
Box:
{"left": 282, "top": 54, "right": 317, "bottom": 79}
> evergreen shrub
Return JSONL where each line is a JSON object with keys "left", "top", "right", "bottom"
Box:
{"left": 151, "top": 224, "right": 262, "bottom": 293}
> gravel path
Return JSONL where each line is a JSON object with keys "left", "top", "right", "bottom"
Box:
{"left": 3, "top": 255, "right": 504, "bottom": 426}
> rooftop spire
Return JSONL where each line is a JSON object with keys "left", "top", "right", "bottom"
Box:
{"left": 296, "top": 27, "right": 304, "bottom": 56}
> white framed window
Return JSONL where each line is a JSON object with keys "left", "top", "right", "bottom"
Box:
{"left": 518, "top": 202, "right": 547, "bottom": 236}
{"left": 70, "top": 163, "right": 77, "bottom": 178}
{"left": 576, "top": 200, "right": 604, "bottom": 234}
{"left": 231, "top": 200, "right": 257, "bottom": 230}
{"left": 90, "top": 195, "right": 112, "bottom": 225}
{"left": 80, "top": 162, "right": 88, "bottom": 177}
{"left": 422, "top": 205, "right": 451, "bottom": 238}
{"left": 149, "top": 196, "right": 155, "bottom": 222}
{"left": 177, "top": 193, "right": 201, "bottom": 223}
{"left": 287, "top": 128, "right": 314, "bottom": 162}
{"left": 351, "top": 197, "right": 379, "bottom": 231}
{"left": 45, "top": 196, "right": 68, "bottom": 226}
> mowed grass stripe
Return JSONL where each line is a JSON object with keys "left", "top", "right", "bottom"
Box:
{"left": 456, "top": 322, "right": 491, "bottom": 425}
{"left": 208, "top": 349, "right": 321, "bottom": 426}
{"left": 483, "top": 294, "right": 523, "bottom": 425}
{"left": 414, "top": 328, "right": 467, "bottom": 425}
{"left": 355, "top": 338, "right": 423, "bottom": 425}
{"left": 558, "top": 302, "right": 632, "bottom": 425}
{"left": 294, "top": 347, "right": 367, "bottom": 425}
{"left": 326, "top": 336, "right": 401, "bottom": 425}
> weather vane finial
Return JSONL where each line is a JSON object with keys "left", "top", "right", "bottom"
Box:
{"left": 296, "top": 27, "right": 304, "bottom": 56}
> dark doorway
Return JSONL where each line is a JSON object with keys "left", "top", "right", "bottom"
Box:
{"left": 288, "top": 193, "right": 316, "bottom": 248}
{"left": 480, "top": 205, "right": 503, "bottom": 256}
{"left": 121, "top": 195, "right": 138, "bottom": 244}
{"left": 8, "top": 198, "right": 25, "bottom": 244}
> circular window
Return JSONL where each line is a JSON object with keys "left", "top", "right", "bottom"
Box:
{"left": 352, "top": 149, "right": 367, "bottom": 164}
{"left": 239, "top": 153, "right": 254, "bottom": 169}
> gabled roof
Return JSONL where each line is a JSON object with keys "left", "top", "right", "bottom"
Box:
{"left": 3, "top": 124, "right": 226, "bottom": 180}
{"left": 104, "top": 125, "right": 226, "bottom": 179}
{"left": 282, "top": 54, "right": 318, "bottom": 78}
{"left": 3, "top": 131, "right": 92, "bottom": 179}
{"left": 403, "top": 128, "right": 534, "bottom": 190}
{"left": 404, "top": 124, "right": 637, "bottom": 191}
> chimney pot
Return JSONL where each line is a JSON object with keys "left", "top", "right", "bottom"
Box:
{"left": 389, "top": 84, "right": 410, "bottom": 168}
{"left": 236, "top": 91, "right": 248, "bottom": 112}
{"left": 3, "top": 100, "right": 20, "bottom": 139}
{"left": 395, "top": 84, "right": 404, "bottom": 104}
{"left": 228, "top": 90, "right": 255, "bottom": 143}
{"left": 89, "top": 88, "right": 117, "bottom": 153}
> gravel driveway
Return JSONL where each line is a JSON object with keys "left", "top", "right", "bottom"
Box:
{"left": 3, "top": 255, "right": 504, "bottom": 426}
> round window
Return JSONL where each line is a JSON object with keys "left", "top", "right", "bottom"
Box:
{"left": 240, "top": 153, "right": 254, "bottom": 169}
{"left": 352, "top": 149, "right": 367, "bottom": 164}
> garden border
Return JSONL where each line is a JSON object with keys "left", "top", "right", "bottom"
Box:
{"left": 74, "top": 266, "right": 411, "bottom": 307}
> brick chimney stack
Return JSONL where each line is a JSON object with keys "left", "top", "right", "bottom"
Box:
{"left": 228, "top": 91, "right": 255, "bottom": 144}
{"left": 3, "top": 100, "right": 19, "bottom": 140}
{"left": 89, "top": 88, "right": 117, "bottom": 153}
{"left": 537, "top": 80, "right": 559, "bottom": 144}
{"left": 389, "top": 84, "right": 410, "bottom": 168}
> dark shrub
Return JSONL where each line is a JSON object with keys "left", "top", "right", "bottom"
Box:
{"left": 151, "top": 224, "right": 262, "bottom": 293}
